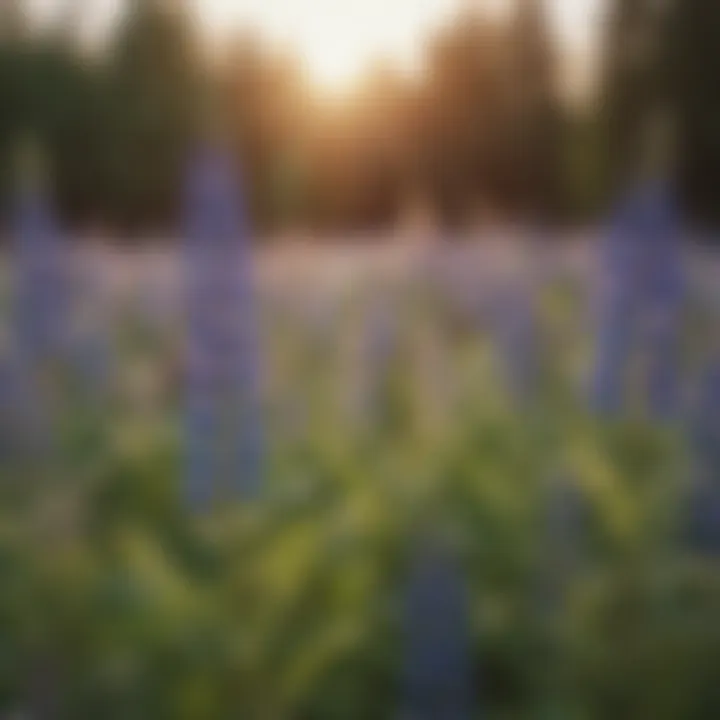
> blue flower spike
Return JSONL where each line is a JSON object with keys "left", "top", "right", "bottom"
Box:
{"left": 183, "top": 128, "right": 263, "bottom": 511}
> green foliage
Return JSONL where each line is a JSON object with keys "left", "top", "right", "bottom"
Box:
{"left": 0, "top": 269, "right": 715, "bottom": 719}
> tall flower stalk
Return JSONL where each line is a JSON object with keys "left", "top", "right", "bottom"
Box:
{"left": 11, "top": 141, "right": 69, "bottom": 454}
{"left": 591, "top": 181, "right": 683, "bottom": 420}
{"left": 183, "top": 137, "right": 262, "bottom": 510}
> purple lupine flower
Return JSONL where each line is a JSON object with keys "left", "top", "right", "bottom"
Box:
{"left": 13, "top": 157, "right": 68, "bottom": 370}
{"left": 399, "top": 539, "right": 475, "bottom": 720}
{"left": 183, "top": 142, "right": 262, "bottom": 510}
{"left": 11, "top": 147, "right": 69, "bottom": 451}
{"left": 590, "top": 181, "right": 684, "bottom": 419}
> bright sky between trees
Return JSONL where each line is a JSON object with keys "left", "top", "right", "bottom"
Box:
{"left": 28, "top": 0, "right": 602, "bottom": 98}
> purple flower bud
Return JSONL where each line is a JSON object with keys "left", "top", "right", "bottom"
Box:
{"left": 183, "top": 144, "right": 262, "bottom": 509}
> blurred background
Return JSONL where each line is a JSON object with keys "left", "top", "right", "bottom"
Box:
{"left": 0, "top": 0, "right": 717, "bottom": 234}
{"left": 2, "top": 1, "right": 720, "bottom": 719}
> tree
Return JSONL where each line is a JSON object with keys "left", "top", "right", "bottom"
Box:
{"left": 602, "top": 0, "right": 672, "bottom": 194}
{"left": 508, "top": 0, "right": 563, "bottom": 223}
{"left": 221, "top": 34, "right": 308, "bottom": 231}
{"left": 665, "top": 0, "right": 720, "bottom": 227}
{"left": 417, "top": 10, "right": 515, "bottom": 224}
{"left": 0, "top": 1, "right": 100, "bottom": 228}
{"left": 103, "top": 0, "right": 201, "bottom": 232}
{"left": 603, "top": 0, "right": 720, "bottom": 226}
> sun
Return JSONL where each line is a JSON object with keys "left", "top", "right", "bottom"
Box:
{"left": 199, "top": 0, "right": 443, "bottom": 94}
{"left": 295, "top": 26, "right": 385, "bottom": 94}
{"left": 298, "top": 33, "right": 369, "bottom": 93}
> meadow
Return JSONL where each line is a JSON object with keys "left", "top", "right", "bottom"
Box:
{"left": 1, "top": 238, "right": 720, "bottom": 719}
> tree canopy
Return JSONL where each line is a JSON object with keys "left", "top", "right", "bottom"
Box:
{"left": 0, "top": 0, "right": 718, "bottom": 236}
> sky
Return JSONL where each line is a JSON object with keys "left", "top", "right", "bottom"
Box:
{"left": 29, "top": 0, "right": 603, "bottom": 97}
{"left": 206, "top": 0, "right": 601, "bottom": 90}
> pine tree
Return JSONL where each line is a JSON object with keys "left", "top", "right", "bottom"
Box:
{"left": 665, "top": 0, "right": 720, "bottom": 226}
{"left": 509, "top": 0, "right": 562, "bottom": 223}
{"left": 105, "top": 0, "right": 201, "bottom": 230}
{"left": 602, "top": 0, "right": 673, "bottom": 193}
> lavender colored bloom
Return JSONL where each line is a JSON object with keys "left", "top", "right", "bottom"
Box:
{"left": 10, "top": 156, "right": 69, "bottom": 453}
{"left": 590, "top": 182, "right": 684, "bottom": 419}
{"left": 399, "top": 541, "right": 475, "bottom": 720}
{"left": 13, "top": 169, "right": 68, "bottom": 369}
{"left": 183, "top": 143, "right": 263, "bottom": 509}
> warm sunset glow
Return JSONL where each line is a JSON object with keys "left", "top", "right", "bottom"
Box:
{"left": 32, "top": 0, "right": 601, "bottom": 94}
{"left": 285, "top": 22, "right": 391, "bottom": 92}
{"left": 199, "top": 0, "right": 455, "bottom": 91}
{"left": 198, "top": 0, "right": 599, "bottom": 93}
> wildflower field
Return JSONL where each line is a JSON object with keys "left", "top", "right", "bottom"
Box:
{"left": 1, "top": 240, "right": 720, "bottom": 720}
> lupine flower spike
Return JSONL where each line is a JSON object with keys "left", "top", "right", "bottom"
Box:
{"left": 12, "top": 139, "right": 68, "bottom": 453}
{"left": 591, "top": 178, "right": 683, "bottom": 420}
{"left": 184, "top": 133, "right": 262, "bottom": 510}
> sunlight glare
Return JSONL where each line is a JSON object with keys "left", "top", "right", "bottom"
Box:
{"left": 199, "top": 0, "right": 458, "bottom": 92}
{"left": 198, "top": 0, "right": 597, "bottom": 95}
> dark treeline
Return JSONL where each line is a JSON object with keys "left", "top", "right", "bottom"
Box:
{"left": 0, "top": 0, "right": 718, "bottom": 236}
{"left": 602, "top": 0, "right": 720, "bottom": 229}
